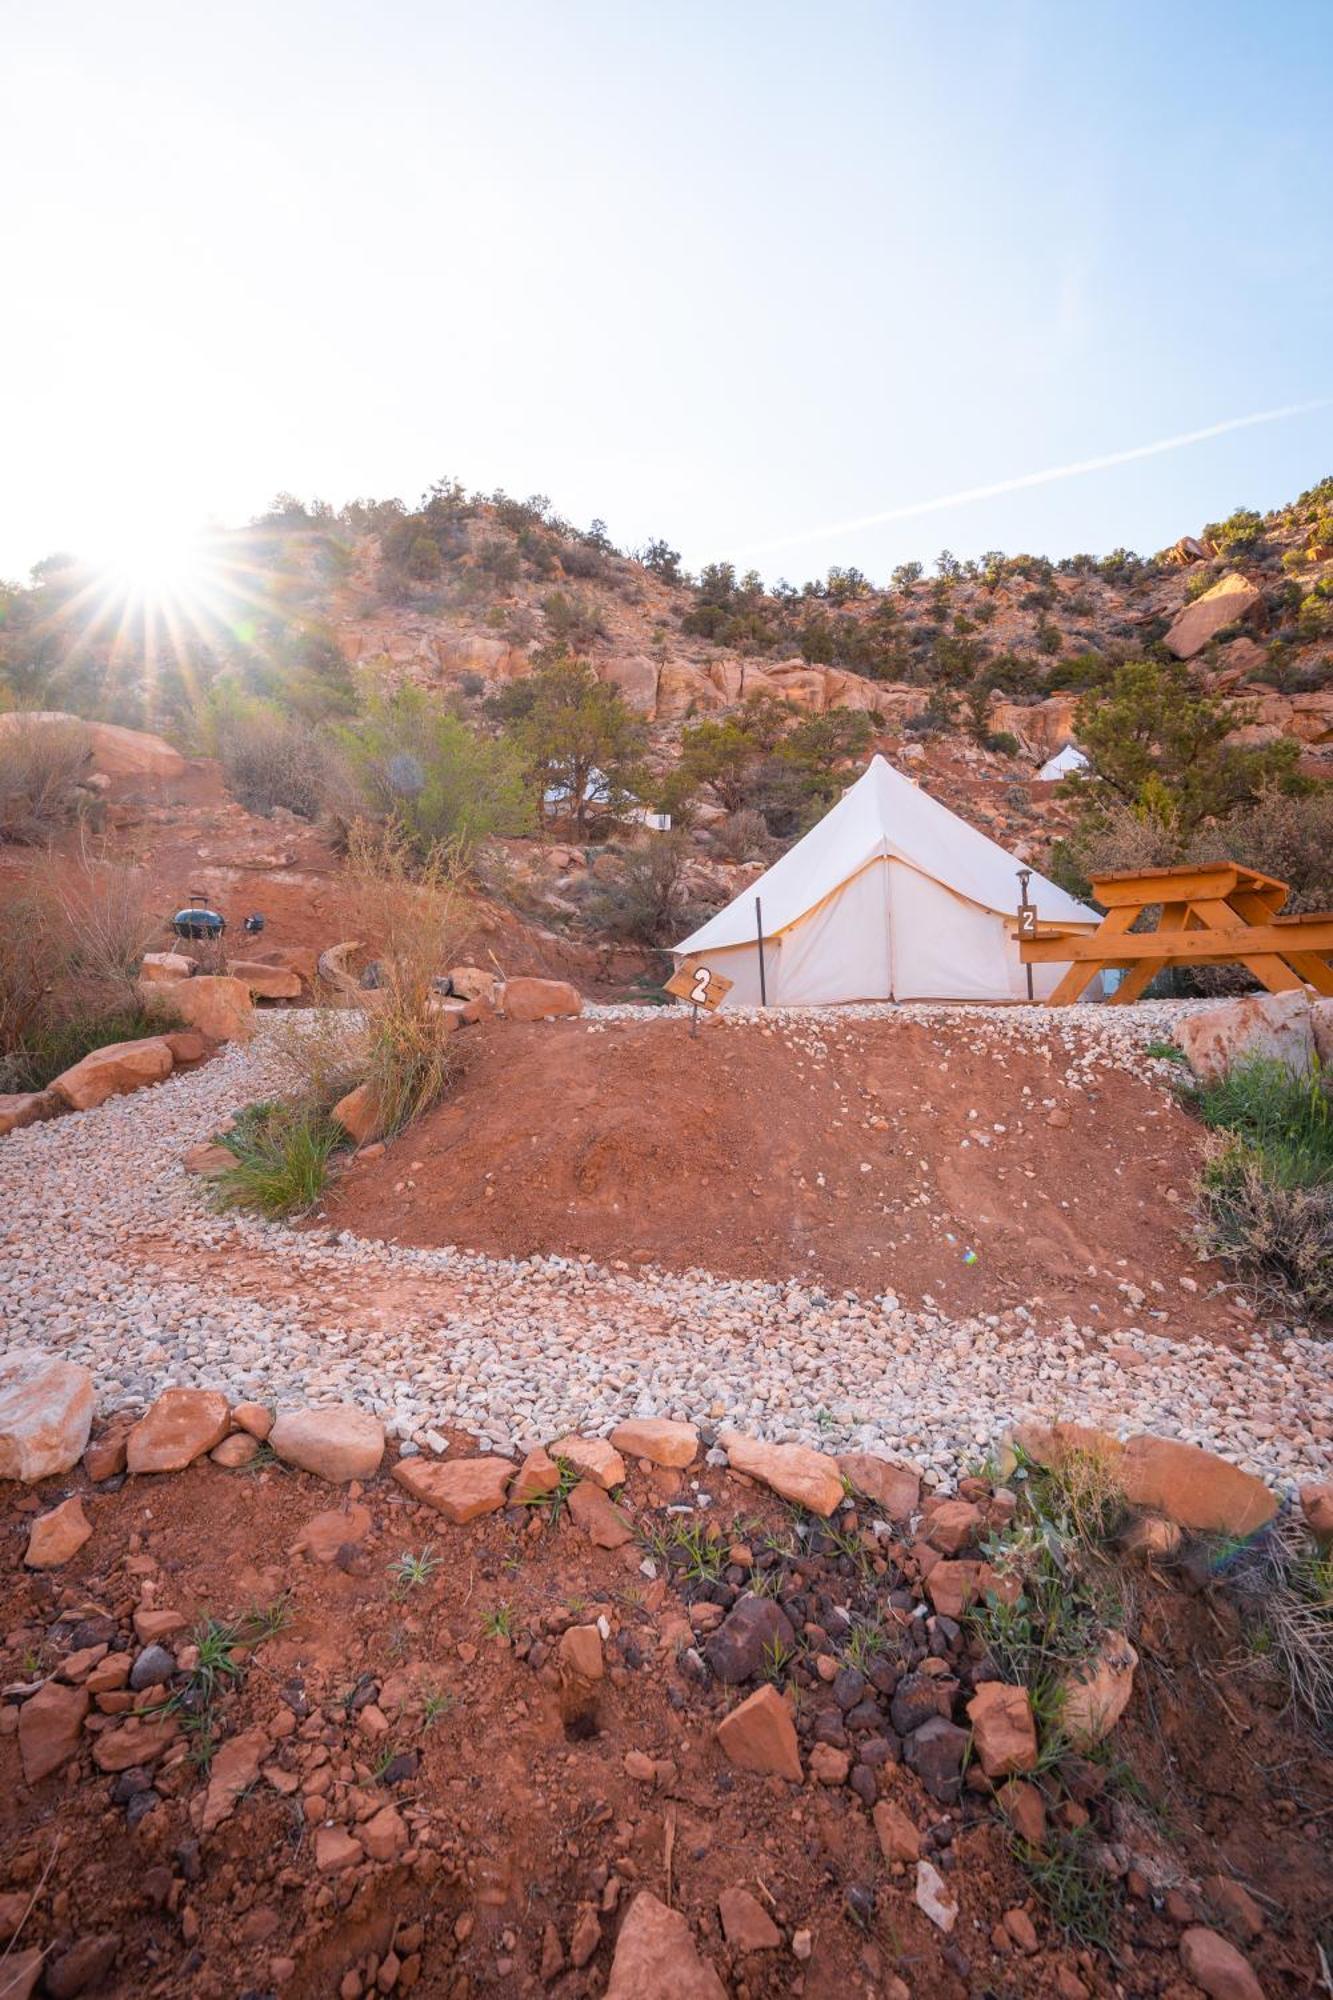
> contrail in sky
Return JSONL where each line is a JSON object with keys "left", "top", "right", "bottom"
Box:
{"left": 739, "top": 398, "right": 1331, "bottom": 559}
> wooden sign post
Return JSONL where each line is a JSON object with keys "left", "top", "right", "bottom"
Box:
{"left": 665, "top": 959, "right": 734, "bottom": 1036}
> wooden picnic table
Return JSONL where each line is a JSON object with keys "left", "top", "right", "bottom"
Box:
{"left": 1020, "top": 860, "right": 1333, "bottom": 1006}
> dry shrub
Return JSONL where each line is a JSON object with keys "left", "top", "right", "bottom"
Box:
{"left": 30, "top": 837, "right": 163, "bottom": 1003}
{"left": 1191, "top": 788, "right": 1333, "bottom": 913}
{"left": 261, "top": 1008, "right": 368, "bottom": 1111}
{"left": 710, "top": 808, "right": 775, "bottom": 865}
{"left": 343, "top": 821, "right": 463, "bottom": 1137}
{"left": 0, "top": 846, "right": 170, "bottom": 1089}
{"left": 211, "top": 700, "right": 340, "bottom": 820}
{"left": 0, "top": 715, "right": 92, "bottom": 843}
{"left": 0, "top": 887, "right": 68, "bottom": 1077}
{"left": 585, "top": 834, "right": 718, "bottom": 947}
{"left": 1195, "top": 1137, "right": 1333, "bottom": 1326}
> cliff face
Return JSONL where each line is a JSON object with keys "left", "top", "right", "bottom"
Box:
{"left": 314, "top": 496, "right": 1332, "bottom": 768}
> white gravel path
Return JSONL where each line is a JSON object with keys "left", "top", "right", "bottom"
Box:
{"left": 2, "top": 1004, "right": 1329, "bottom": 1497}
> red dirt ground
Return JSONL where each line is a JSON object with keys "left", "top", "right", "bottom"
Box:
{"left": 4, "top": 1439, "right": 1328, "bottom": 1999}
{"left": 325, "top": 1015, "right": 1240, "bottom": 1342}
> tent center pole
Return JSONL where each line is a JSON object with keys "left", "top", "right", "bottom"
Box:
{"left": 755, "top": 896, "right": 767, "bottom": 1007}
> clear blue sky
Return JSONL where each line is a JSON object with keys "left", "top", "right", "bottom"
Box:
{"left": 3, "top": 0, "right": 1330, "bottom": 585}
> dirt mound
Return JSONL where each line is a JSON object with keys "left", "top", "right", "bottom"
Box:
{"left": 325, "top": 1014, "right": 1239, "bottom": 1340}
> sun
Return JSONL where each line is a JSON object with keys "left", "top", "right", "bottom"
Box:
{"left": 91, "top": 523, "right": 212, "bottom": 603}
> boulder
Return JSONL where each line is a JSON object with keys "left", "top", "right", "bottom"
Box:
{"left": 127, "top": 1389, "right": 231, "bottom": 1474}
{"left": 837, "top": 1452, "right": 920, "bottom": 1521}
{"left": 0, "top": 1088, "right": 64, "bottom": 1137}
{"left": 183, "top": 1142, "right": 235, "bottom": 1176}
{"left": 924, "top": 1559, "right": 983, "bottom": 1618}
{"left": 392, "top": 1455, "right": 513, "bottom": 1522}
{"left": 566, "top": 1479, "right": 635, "bottom": 1548}
{"left": 1307, "top": 995, "right": 1333, "bottom": 1069}
{"left": 210, "top": 1431, "right": 260, "bottom": 1467}
{"left": 0, "top": 1950, "right": 42, "bottom": 2000}
{"left": 24, "top": 1495, "right": 93, "bottom": 1569}
{"left": 44, "top": 1936, "right": 120, "bottom": 2000}
{"left": 1299, "top": 1481, "right": 1333, "bottom": 1547}
{"left": 0, "top": 711, "right": 184, "bottom": 783}
{"left": 1178, "top": 1927, "right": 1266, "bottom": 2000}
{"left": 598, "top": 654, "right": 660, "bottom": 717}
{"left": 18, "top": 1682, "right": 90, "bottom": 1783}
{"left": 314, "top": 1827, "right": 363, "bottom": 1875}
{"left": 966, "top": 1682, "right": 1038, "bottom": 1778}
{"left": 51, "top": 1035, "right": 173, "bottom": 1111}
{"left": 609, "top": 1417, "right": 699, "bottom": 1468}
{"left": 705, "top": 1597, "right": 797, "bottom": 1685}
{"left": 718, "top": 1430, "right": 844, "bottom": 1516}
{"left": 1118, "top": 1436, "right": 1276, "bottom": 1537}
{"left": 1061, "top": 1632, "right": 1138, "bottom": 1747}
{"left": 140, "top": 974, "right": 253, "bottom": 1043}
{"left": 332, "top": 1083, "right": 384, "bottom": 1146}
{"left": 873, "top": 1799, "right": 922, "bottom": 1863}
{"left": 558, "top": 1625, "right": 604, "bottom": 1681}
{"left": 509, "top": 1446, "right": 562, "bottom": 1505}
{"left": 1176, "top": 991, "right": 1314, "bottom": 1083}
{"left": 233, "top": 1402, "right": 275, "bottom": 1439}
{"left": 0, "top": 1353, "right": 95, "bottom": 1482}
{"left": 500, "top": 976, "right": 582, "bottom": 1021}
{"left": 923, "top": 1498, "right": 985, "bottom": 1555}
{"left": 90, "top": 1716, "right": 179, "bottom": 1772}
{"left": 716, "top": 1684, "right": 802, "bottom": 1781}
{"left": 227, "top": 960, "right": 303, "bottom": 1000}
{"left": 717, "top": 1885, "right": 781, "bottom": 1952}
{"left": 163, "top": 1031, "right": 208, "bottom": 1063}
{"left": 1163, "top": 572, "right": 1263, "bottom": 659}
{"left": 140, "top": 951, "right": 193, "bottom": 982}
{"left": 447, "top": 965, "right": 503, "bottom": 1005}
{"left": 904, "top": 1715, "right": 970, "bottom": 1803}
{"left": 549, "top": 1434, "right": 626, "bottom": 1491}
{"left": 291, "top": 1502, "right": 372, "bottom": 1564}
{"left": 605, "top": 1893, "right": 727, "bottom": 2000}
{"left": 269, "top": 1405, "right": 385, "bottom": 1482}
{"left": 196, "top": 1726, "right": 269, "bottom": 1834}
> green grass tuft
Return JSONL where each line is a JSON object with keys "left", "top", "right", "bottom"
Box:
{"left": 212, "top": 1099, "right": 344, "bottom": 1218}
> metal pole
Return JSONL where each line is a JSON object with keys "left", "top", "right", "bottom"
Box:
{"left": 755, "top": 896, "right": 768, "bottom": 1006}
{"left": 1017, "top": 868, "right": 1034, "bottom": 1002}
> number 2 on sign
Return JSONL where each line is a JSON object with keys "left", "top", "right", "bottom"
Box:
{"left": 690, "top": 967, "right": 711, "bottom": 1005}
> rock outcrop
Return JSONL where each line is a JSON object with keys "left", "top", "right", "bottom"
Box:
{"left": 1163, "top": 573, "right": 1262, "bottom": 659}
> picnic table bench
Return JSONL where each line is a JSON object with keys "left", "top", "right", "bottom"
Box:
{"left": 1019, "top": 861, "right": 1333, "bottom": 1006}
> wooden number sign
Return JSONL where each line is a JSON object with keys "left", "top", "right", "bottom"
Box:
{"left": 1018, "top": 905, "right": 1037, "bottom": 938}
{"left": 665, "top": 960, "right": 733, "bottom": 1011}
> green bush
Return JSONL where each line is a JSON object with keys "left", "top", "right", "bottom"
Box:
{"left": 213, "top": 1100, "right": 344, "bottom": 1219}
{"left": 1189, "top": 1059, "right": 1333, "bottom": 1324}
{"left": 1191, "top": 1058, "right": 1333, "bottom": 1187}
{"left": 340, "top": 687, "right": 533, "bottom": 861}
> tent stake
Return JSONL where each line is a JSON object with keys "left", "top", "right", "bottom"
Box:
{"left": 755, "top": 896, "right": 767, "bottom": 1006}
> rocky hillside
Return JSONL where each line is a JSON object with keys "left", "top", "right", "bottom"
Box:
{"left": 3, "top": 476, "right": 1331, "bottom": 871}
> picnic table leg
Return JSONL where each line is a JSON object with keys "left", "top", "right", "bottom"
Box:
{"left": 1106, "top": 901, "right": 1192, "bottom": 1006}
{"left": 1044, "top": 905, "right": 1139, "bottom": 1006}
{"left": 1227, "top": 891, "right": 1333, "bottom": 995}
{"left": 1188, "top": 898, "right": 1305, "bottom": 996}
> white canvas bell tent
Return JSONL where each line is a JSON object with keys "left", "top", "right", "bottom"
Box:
{"left": 1036, "top": 742, "right": 1089, "bottom": 782}
{"left": 673, "top": 754, "right": 1100, "bottom": 1005}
